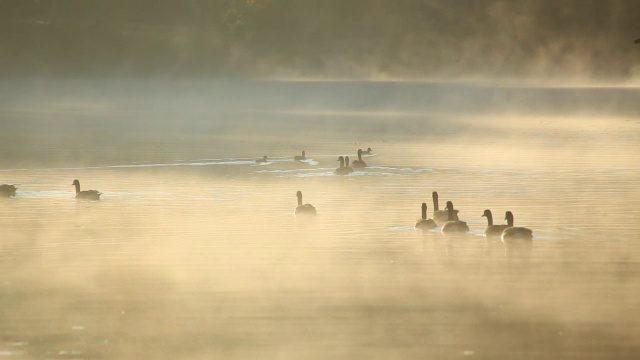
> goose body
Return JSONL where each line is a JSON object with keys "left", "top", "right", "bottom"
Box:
{"left": 501, "top": 211, "right": 533, "bottom": 243}
{"left": 294, "top": 151, "right": 306, "bottom": 161}
{"left": 351, "top": 149, "right": 367, "bottom": 169}
{"left": 295, "top": 191, "right": 316, "bottom": 215}
{"left": 256, "top": 155, "right": 268, "bottom": 164}
{"left": 441, "top": 201, "right": 469, "bottom": 233}
{"left": 0, "top": 184, "right": 17, "bottom": 198}
{"left": 482, "top": 209, "right": 509, "bottom": 238}
{"left": 72, "top": 179, "right": 101, "bottom": 200}
{"left": 415, "top": 203, "right": 437, "bottom": 229}
{"left": 334, "top": 156, "right": 353, "bottom": 175}
{"left": 432, "top": 192, "right": 458, "bottom": 226}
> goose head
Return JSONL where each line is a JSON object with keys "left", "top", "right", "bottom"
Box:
{"left": 296, "top": 191, "right": 303, "bottom": 206}
{"left": 482, "top": 209, "right": 493, "bottom": 225}
{"left": 504, "top": 211, "right": 514, "bottom": 227}
{"left": 337, "top": 156, "right": 345, "bottom": 168}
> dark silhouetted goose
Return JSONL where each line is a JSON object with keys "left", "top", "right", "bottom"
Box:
{"left": 0, "top": 184, "right": 17, "bottom": 198}
{"left": 362, "top": 147, "right": 373, "bottom": 155}
{"left": 501, "top": 211, "right": 533, "bottom": 243}
{"left": 415, "top": 203, "right": 437, "bottom": 229}
{"left": 351, "top": 149, "right": 367, "bottom": 169}
{"left": 334, "top": 156, "right": 353, "bottom": 175}
{"left": 72, "top": 179, "right": 101, "bottom": 200}
{"left": 294, "top": 151, "right": 306, "bottom": 161}
{"left": 256, "top": 155, "right": 268, "bottom": 164}
{"left": 432, "top": 192, "right": 458, "bottom": 226}
{"left": 482, "top": 209, "right": 509, "bottom": 238}
{"left": 295, "top": 191, "right": 316, "bottom": 215}
{"left": 635, "top": 38, "right": 640, "bottom": 44}
{"left": 441, "top": 201, "right": 469, "bottom": 233}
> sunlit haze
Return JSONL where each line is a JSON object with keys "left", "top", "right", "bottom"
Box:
{"left": 1, "top": 1, "right": 640, "bottom": 359}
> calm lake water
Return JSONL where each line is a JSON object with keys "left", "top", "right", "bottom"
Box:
{"left": 1, "top": 80, "right": 640, "bottom": 359}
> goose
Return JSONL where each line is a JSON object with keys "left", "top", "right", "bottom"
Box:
{"left": 295, "top": 191, "right": 316, "bottom": 215}
{"left": 256, "top": 155, "right": 268, "bottom": 164}
{"left": 351, "top": 149, "right": 367, "bottom": 169}
{"left": 294, "top": 151, "right": 306, "bottom": 161}
{"left": 415, "top": 203, "right": 437, "bottom": 229}
{"left": 441, "top": 201, "right": 469, "bottom": 233}
{"left": 482, "top": 209, "right": 509, "bottom": 238}
{"left": 501, "top": 211, "right": 533, "bottom": 243}
{"left": 0, "top": 184, "right": 17, "bottom": 198}
{"left": 72, "top": 179, "right": 101, "bottom": 200}
{"left": 362, "top": 147, "right": 373, "bottom": 155}
{"left": 635, "top": 38, "right": 640, "bottom": 44}
{"left": 334, "top": 156, "right": 353, "bottom": 175}
{"left": 432, "top": 192, "right": 458, "bottom": 226}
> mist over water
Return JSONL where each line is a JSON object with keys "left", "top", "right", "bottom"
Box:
{"left": 1, "top": 79, "right": 639, "bottom": 359}
{"left": 2, "top": 2, "right": 640, "bottom": 358}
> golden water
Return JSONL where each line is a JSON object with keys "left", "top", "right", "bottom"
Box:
{"left": 1, "top": 81, "right": 639, "bottom": 359}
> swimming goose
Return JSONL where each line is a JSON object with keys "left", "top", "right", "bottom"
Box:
{"left": 432, "top": 192, "right": 458, "bottom": 226}
{"left": 362, "top": 147, "right": 373, "bottom": 155}
{"left": 256, "top": 155, "right": 268, "bottom": 164}
{"left": 72, "top": 179, "right": 101, "bottom": 200}
{"left": 441, "top": 201, "right": 469, "bottom": 233}
{"left": 295, "top": 191, "right": 316, "bottom": 215}
{"left": 351, "top": 149, "right": 367, "bottom": 169}
{"left": 501, "top": 211, "right": 533, "bottom": 243}
{"left": 334, "top": 156, "right": 353, "bottom": 175}
{"left": 415, "top": 203, "right": 437, "bottom": 229}
{"left": 635, "top": 38, "right": 640, "bottom": 44}
{"left": 294, "top": 151, "right": 306, "bottom": 161}
{"left": 0, "top": 184, "right": 17, "bottom": 198}
{"left": 482, "top": 209, "right": 509, "bottom": 238}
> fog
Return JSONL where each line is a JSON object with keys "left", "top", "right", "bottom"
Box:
{"left": 2, "top": 2, "right": 640, "bottom": 360}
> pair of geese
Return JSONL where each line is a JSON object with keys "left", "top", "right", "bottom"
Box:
{"left": 415, "top": 191, "right": 533, "bottom": 243}
{"left": 0, "top": 180, "right": 102, "bottom": 200}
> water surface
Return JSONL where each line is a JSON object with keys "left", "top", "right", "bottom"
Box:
{"left": 1, "top": 80, "right": 640, "bottom": 359}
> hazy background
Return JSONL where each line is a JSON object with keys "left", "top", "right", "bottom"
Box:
{"left": 1, "top": 0, "right": 640, "bottom": 80}
{"left": 2, "top": 2, "right": 640, "bottom": 360}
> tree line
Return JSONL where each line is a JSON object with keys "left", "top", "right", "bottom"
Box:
{"left": 1, "top": 0, "right": 639, "bottom": 79}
